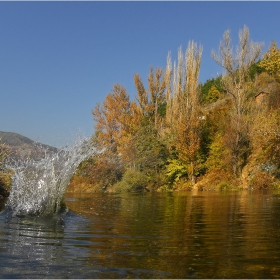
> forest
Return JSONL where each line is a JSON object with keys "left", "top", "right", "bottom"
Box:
{"left": 2, "top": 25, "right": 280, "bottom": 194}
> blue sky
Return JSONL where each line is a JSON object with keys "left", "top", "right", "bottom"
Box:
{"left": 0, "top": 2, "right": 279, "bottom": 148}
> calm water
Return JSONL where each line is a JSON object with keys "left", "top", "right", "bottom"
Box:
{"left": 1, "top": 190, "right": 280, "bottom": 278}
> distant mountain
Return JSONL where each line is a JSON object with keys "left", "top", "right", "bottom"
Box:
{"left": 0, "top": 131, "right": 58, "bottom": 161}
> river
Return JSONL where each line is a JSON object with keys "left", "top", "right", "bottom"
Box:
{"left": 1, "top": 190, "right": 280, "bottom": 278}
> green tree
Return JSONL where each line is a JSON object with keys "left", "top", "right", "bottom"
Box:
{"left": 200, "top": 76, "right": 223, "bottom": 103}
{"left": 165, "top": 158, "right": 188, "bottom": 185}
{"left": 205, "top": 133, "right": 229, "bottom": 171}
{"left": 249, "top": 60, "right": 265, "bottom": 80}
{"left": 134, "top": 125, "right": 168, "bottom": 175}
{"left": 114, "top": 168, "right": 149, "bottom": 192}
{"left": 206, "top": 85, "right": 221, "bottom": 103}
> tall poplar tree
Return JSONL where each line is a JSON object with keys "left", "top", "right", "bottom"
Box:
{"left": 166, "top": 41, "right": 203, "bottom": 184}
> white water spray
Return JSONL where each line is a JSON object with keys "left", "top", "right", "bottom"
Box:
{"left": 6, "top": 137, "right": 96, "bottom": 216}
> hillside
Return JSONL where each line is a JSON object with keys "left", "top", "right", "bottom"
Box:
{"left": 0, "top": 131, "right": 58, "bottom": 161}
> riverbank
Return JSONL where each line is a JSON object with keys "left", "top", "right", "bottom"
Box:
{"left": 1, "top": 174, "right": 278, "bottom": 198}
{"left": 1, "top": 166, "right": 279, "bottom": 198}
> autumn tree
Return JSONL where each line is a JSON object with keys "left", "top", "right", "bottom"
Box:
{"left": 134, "top": 66, "right": 171, "bottom": 131}
{"left": 259, "top": 41, "right": 280, "bottom": 79}
{"left": 91, "top": 84, "right": 140, "bottom": 186}
{"left": 92, "top": 84, "right": 134, "bottom": 149}
{"left": 211, "top": 25, "right": 263, "bottom": 177}
{"left": 166, "top": 41, "right": 203, "bottom": 184}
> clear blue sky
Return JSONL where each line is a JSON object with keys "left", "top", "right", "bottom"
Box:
{"left": 0, "top": 2, "right": 279, "bottom": 148}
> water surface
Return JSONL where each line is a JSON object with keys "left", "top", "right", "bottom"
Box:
{"left": 1, "top": 190, "right": 280, "bottom": 278}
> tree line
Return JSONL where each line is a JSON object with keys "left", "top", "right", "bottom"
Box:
{"left": 1, "top": 24, "right": 277, "bottom": 195}
{"left": 68, "top": 25, "right": 280, "bottom": 192}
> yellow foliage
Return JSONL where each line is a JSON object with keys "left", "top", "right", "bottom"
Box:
{"left": 259, "top": 41, "right": 280, "bottom": 77}
{"left": 165, "top": 41, "right": 203, "bottom": 183}
{"left": 206, "top": 85, "right": 220, "bottom": 103}
{"left": 251, "top": 109, "right": 280, "bottom": 165}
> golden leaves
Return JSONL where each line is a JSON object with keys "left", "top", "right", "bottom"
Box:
{"left": 259, "top": 41, "right": 280, "bottom": 77}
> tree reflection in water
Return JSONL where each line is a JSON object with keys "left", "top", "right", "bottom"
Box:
{"left": 1, "top": 191, "right": 280, "bottom": 278}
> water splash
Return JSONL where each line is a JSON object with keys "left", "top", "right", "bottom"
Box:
{"left": 5, "top": 137, "right": 96, "bottom": 217}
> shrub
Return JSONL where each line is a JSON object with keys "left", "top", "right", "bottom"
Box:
{"left": 114, "top": 168, "right": 149, "bottom": 193}
{"left": 195, "top": 168, "right": 237, "bottom": 190}
{"left": 249, "top": 170, "right": 275, "bottom": 189}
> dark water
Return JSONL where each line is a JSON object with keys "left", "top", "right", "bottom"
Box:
{"left": 1, "top": 190, "right": 280, "bottom": 278}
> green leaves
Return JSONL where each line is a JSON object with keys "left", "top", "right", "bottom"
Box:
{"left": 165, "top": 159, "right": 188, "bottom": 184}
{"left": 114, "top": 168, "right": 149, "bottom": 193}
